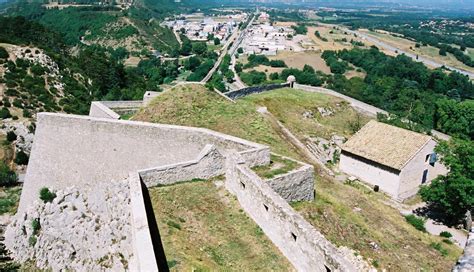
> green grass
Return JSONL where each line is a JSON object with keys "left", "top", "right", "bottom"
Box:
{"left": 405, "top": 214, "right": 427, "bottom": 232}
{"left": 0, "top": 186, "right": 21, "bottom": 215}
{"left": 253, "top": 154, "right": 299, "bottom": 179}
{"left": 149, "top": 180, "right": 291, "bottom": 271}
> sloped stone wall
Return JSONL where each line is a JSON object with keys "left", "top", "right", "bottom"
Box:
{"left": 266, "top": 163, "right": 315, "bottom": 202}
{"left": 18, "top": 113, "right": 269, "bottom": 213}
{"left": 6, "top": 180, "right": 134, "bottom": 271}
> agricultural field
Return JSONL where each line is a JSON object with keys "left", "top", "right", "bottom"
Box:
{"left": 269, "top": 51, "right": 331, "bottom": 74}
{"left": 358, "top": 29, "right": 474, "bottom": 74}
{"left": 149, "top": 180, "right": 292, "bottom": 271}
{"left": 134, "top": 84, "right": 462, "bottom": 271}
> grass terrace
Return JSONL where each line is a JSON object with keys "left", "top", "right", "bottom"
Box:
{"left": 149, "top": 179, "right": 292, "bottom": 271}
{"left": 253, "top": 154, "right": 299, "bottom": 179}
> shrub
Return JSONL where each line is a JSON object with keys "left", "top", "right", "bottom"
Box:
{"left": 439, "top": 231, "right": 452, "bottom": 238}
{"left": 39, "top": 187, "right": 56, "bottom": 203}
{"left": 0, "top": 107, "right": 12, "bottom": 119}
{"left": 0, "top": 162, "right": 17, "bottom": 186}
{"left": 31, "top": 218, "right": 41, "bottom": 235}
{"left": 6, "top": 130, "right": 17, "bottom": 142}
{"left": 430, "top": 242, "right": 449, "bottom": 256}
{"left": 28, "top": 235, "right": 37, "bottom": 247}
{"left": 14, "top": 150, "right": 29, "bottom": 165}
{"left": 404, "top": 214, "right": 426, "bottom": 232}
{"left": 0, "top": 47, "right": 8, "bottom": 59}
{"left": 167, "top": 220, "right": 182, "bottom": 230}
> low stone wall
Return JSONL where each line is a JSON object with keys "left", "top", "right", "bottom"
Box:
{"left": 128, "top": 172, "right": 159, "bottom": 271}
{"left": 139, "top": 145, "right": 226, "bottom": 187}
{"left": 454, "top": 229, "right": 474, "bottom": 272}
{"left": 89, "top": 101, "right": 121, "bottom": 120}
{"left": 224, "top": 83, "right": 290, "bottom": 99}
{"left": 266, "top": 162, "right": 315, "bottom": 202}
{"left": 101, "top": 101, "right": 143, "bottom": 116}
{"left": 225, "top": 152, "right": 356, "bottom": 271}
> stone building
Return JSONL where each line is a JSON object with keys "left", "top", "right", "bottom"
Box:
{"left": 339, "top": 120, "right": 448, "bottom": 200}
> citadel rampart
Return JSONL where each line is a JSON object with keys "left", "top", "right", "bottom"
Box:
{"left": 11, "top": 98, "right": 361, "bottom": 271}
{"left": 18, "top": 113, "right": 270, "bottom": 213}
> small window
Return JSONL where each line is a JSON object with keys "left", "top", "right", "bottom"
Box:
{"left": 263, "top": 204, "right": 269, "bottom": 211}
{"left": 240, "top": 181, "right": 246, "bottom": 189}
{"left": 425, "top": 154, "right": 430, "bottom": 162}
{"left": 291, "top": 232, "right": 297, "bottom": 241}
{"left": 325, "top": 265, "right": 332, "bottom": 272}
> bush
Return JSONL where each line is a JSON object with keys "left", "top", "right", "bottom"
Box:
{"left": 404, "top": 214, "right": 426, "bottom": 232}
{"left": 39, "top": 187, "right": 56, "bottom": 203}
{"left": 6, "top": 130, "right": 17, "bottom": 142}
{"left": 430, "top": 242, "right": 449, "bottom": 256}
{"left": 0, "top": 107, "right": 12, "bottom": 119}
{"left": 14, "top": 150, "right": 29, "bottom": 165}
{"left": 0, "top": 162, "right": 17, "bottom": 186}
{"left": 0, "top": 47, "right": 8, "bottom": 59}
{"left": 31, "top": 218, "right": 41, "bottom": 235}
{"left": 439, "top": 231, "right": 452, "bottom": 238}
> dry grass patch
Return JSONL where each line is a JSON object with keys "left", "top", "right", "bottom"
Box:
{"left": 243, "top": 88, "right": 372, "bottom": 139}
{"left": 293, "top": 177, "right": 462, "bottom": 271}
{"left": 269, "top": 51, "right": 331, "bottom": 73}
{"left": 149, "top": 180, "right": 293, "bottom": 271}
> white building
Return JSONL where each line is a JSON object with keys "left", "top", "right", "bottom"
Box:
{"left": 339, "top": 121, "right": 448, "bottom": 200}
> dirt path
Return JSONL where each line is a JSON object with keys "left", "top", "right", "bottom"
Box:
{"left": 256, "top": 107, "right": 333, "bottom": 176}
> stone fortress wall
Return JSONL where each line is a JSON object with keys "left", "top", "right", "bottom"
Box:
{"left": 12, "top": 89, "right": 365, "bottom": 271}
{"left": 18, "top": 113, "right": 270, "bottom": 213}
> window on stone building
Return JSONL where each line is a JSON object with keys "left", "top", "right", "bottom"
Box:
{"left": 263, "top": 204, "right": 269, "bottom": 211}
{"left": 240, "top": 181, "right": 246, "bottom": 189}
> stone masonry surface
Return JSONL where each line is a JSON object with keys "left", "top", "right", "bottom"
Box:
{"left": 266, "top": 159, "right": 315, "bottom": 202}
{"left": 18, "top": 113, "right": 269, "bottom": 213}
{"left": 225, "top": 151, "right": 368, "bottom": 271}
{"left": 5, "top": 179, "right": 134, "bottom": 271}
{"left": 454, "top": 229, "right": 474, "bottom": 272}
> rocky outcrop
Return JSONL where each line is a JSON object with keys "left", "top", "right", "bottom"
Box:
{"left": 0, "top": 121, "right": 34, "bottom": 156}
{"left": 5, "top": 180, "right": 133, "bottom": 271}
{"left": 306, "top": 135, "right": 345, "bottom": 165}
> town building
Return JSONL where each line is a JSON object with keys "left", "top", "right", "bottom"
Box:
{"left": 339, "top": 120, "right": 448, "bottom": 200}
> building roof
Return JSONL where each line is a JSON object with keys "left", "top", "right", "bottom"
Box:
{"left": 341, "top": 120, "right": 432, "bottom": 170}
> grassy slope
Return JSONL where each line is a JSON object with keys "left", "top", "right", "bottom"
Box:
{"left": 134, "top": 84, "right": 462, "bottom": 271}
{"left": 149, "top": 180, "right": 292, "bottom": 271}
{"left": 134, "top": 84, "right": 300, "bottom": 158}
